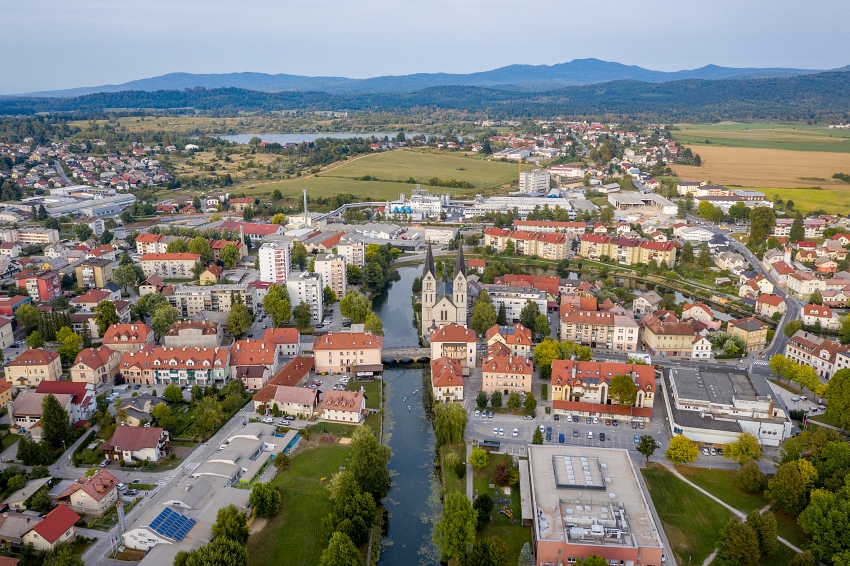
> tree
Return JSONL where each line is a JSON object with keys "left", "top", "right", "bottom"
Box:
{"left": 346, "top": 264, "right": 362, "bottom": 286}
{"left": 41, "top": 393, "right": 71, "bottom": 451}
{"left": 212, "top": 504, "right": 249, "bottom": 544}
{"left": 461, "top": 537, "right": 508, "bottom": 566}
{"left": 769, "top": 354, "right": 792, "bottom": 381}
{"left": 325, "top": 470, "right": 375, "bottom": 545}
{"left": 242, "top": 206, "right": 254, "bottom": 221}
{"left": 470, "top": 290, "right": 497, "bottom": 334}
{"left": 507, "top": 392, "right": 522, "bottom": 412}
{"left": 166, "top": 238, "right": 189, "bottom": 253}
{"left": 56, "top": 327, "right": 81, "bottom": 366}
{"left": 349, "top": 427, "right": 391, "bottom": 501}
{"left": 798, "top": 488, "right": 850, "bottom": 563}
{"left": 275, "top": 453, "right": 291, "bottom": 470}
{"left": 220, "top": 243, "right": 240, "bottom": 268}
{"left": 532, "top": 428, "right": 543, "bottom": 445}
{"left": 433, "top": 492, "right": 477, "bottom": 561}
{"left": 576, "top": 556, "right": 608, "bottom": 566}
{"left": 291, "top": 242, "right": 308, "bottom": 271}
{"left": 263, "top": 284, "right": 292, "bottom": 327}
{"left": 533, "top": 314, "right": 549, "bottom": 340}
{"left": 825, "top": 368, "right": 850, "bottom": 430}
{"left": 151, "top": 402, "right": 174, "bottom": 430}
{"left": 736, "top": 460, "right": 766, "bottom": 493}
{"left": 293, "top": 302, "right": 312, "bottom": 329}
{"left": 472, "top": 493, "right": 494, "bottom": 529}
{"left": 163, "top": 383, "right": 183, "bottom": 404}
{"left": 680, "top": 241, "right": 694, "bottom": 263}
{"left": 809, "top": 289, "right": 823, "bottom": 305}
{"left": 533, "top": 338, "right": 561, "bottom": 378}
{"left": 524, "top": 392, "right": 537, "bottom": 414}
{"left": 323, "top": 286, "right": 338, "bottom": 307}
{"left": 100, "top": 230, "right": 114, "bottom": 245}
{"left": 470, "top": 447, "right": 489, "bottom": 469}
{"left": 716, "top": 519, "right": 760, "bottom": 566}
{"left": 764, "top": 462, "right": 808, "bottom": 515}
{"left": 226, "top": 299, "right": 253, "bottom": 338}
{"left": 339, "top": 291, "right": 372, "bottom": 324}
{"left": 519, "top": 299, "right": 539, "bottom": 331}
{"left": 183, "top": 539, "right": 247, "bottom": 566}
{"left": 476, "top": 391, "right": 489, "bottom": 409}
{"left": 434, "top": 402, "right": 467, "bottom": 446}
{"left": 665, "top": 435, "right": 698, "bottom": 464}
{"left": 490, "top": 390, "right": 502, "bottom": 408}
{"left": 496, "top": 303, "right": 507, "bottom": 326}
{"left": 746, "top": 509, "right": 778, "bottom": 557}
{"left": 74, "top": 224, "right": 93, "bottom": 241}
{"left": 788, "top": 551, "right": 816, "bottom": 566}
{"left": 518, "top": 542, "right": 534, "bottom": 566}
{"left": 728, "top": 202, "right": 751, "bottom": 220}
{"left": 608, "top": 374, "right": 637, "bottom": 406}
{"left": 784, "top": 319, "right": 802, "bottom": 337}
{"left": 43, "top": 543, "right": 86, "bottom": 566}
{"left": 150, "top": 304, "right": 179, "bottom": 342}
{"left": 26, "top": 330, "right": 44, "bottom": 349}
{"left": 725, "top": 432, "right": 761, "bottom": 465}
{"left": 789, "top": 212, "right": 805, "bottom": 243}
{"left": 271, "top": 213, "right": 286, "bottom": 224}
{"left": 249, "top": 481, "right": 282, "bottom": 517}
{"left": 16, "top": 304, "right": 41, "bottom": 334}
{"left": 25, "top": 486, "right": 53, "bottom": 514}
{"left": 113, "top": 264, "right": 139, "bottom": 292}
{"left": 93, "top": 301, "right": 120, "bottom": 336}
{"left": 319, "top": 532, "right": 363, "bottom": 566}
{"left": 696, "top": 241, "right": 712, "bottom": 269}
{"left": 504, "top": 239, "right": 516, "bottom": 256}
{"left": 637, "top": 435, "right": 659, "bottom": 464}
{"left": 363, "top": 313, "right": 384, "bottom": 336}
{"left": 750, "top": 207, "right": 776, "bottom": 248}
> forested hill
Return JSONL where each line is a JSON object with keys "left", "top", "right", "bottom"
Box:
{"left": 2, "top": 70, "right": 849, "bottom": 121}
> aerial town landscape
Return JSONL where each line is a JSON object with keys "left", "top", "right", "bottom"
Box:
{"left": 0, "top": 3, "right": 850, "bottom": 566}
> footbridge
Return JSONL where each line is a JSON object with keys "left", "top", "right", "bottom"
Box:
{"left": 382, "top": 347, "right": 431, "bottom": 363}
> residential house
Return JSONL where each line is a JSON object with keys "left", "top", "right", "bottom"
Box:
{"left": 21, "top": 504, "right": 80, "bottom": 552}
{"left": 5, "top": 349, "right": 62, "bottom": 387}
{"left": 11, "top": 391, "right": 73, "bottom": 439}
{"left": 0, "top": 243, "right": 21, "bottom": 258}
{"left": 756, "top": 294, "right": 786, "bottom": 318}
{"left": 119, "top": 394, "right": 163, "bottom": 426}
{"left": 692, "top": 335, "right": 713, "bottom": 359}
{"left": 70, "top": 346, "right": 121, "bottom": 385}
{"left": 320, "top": 390, "right": 366, "bottom": 424}
{"left": 15, "top": 270, "right": 60, "bottom": 302}
{"left": 786, "top": 272, "right": 826, "bottom": 301}
{"left": 786, "top": 331, "right": 850, "bottom": 379}
{"left": 55, "top": 470, "right": 120, "bottom": 517}
{"left": 74, "top": 258, "right": 114, "bottom": 289}
{"left": 228, "top": 197, "right": 254, "bottom": 212}
{"left": 641, "top": 315, "right": 698, "bottom": 358}
{"left": 0, "top": 295, "right": 30, "bottom": 317}
{"left": 714, "top": 251, "right": 746, "bottom": 271}
{"left": 230, "top": 339, "right": 280, "bottom": 390}
{"left": 118, "top": 346, "right": 231, "bottom": 387}
{"left": 313, "top": 333, "right": 383, "bottom": 374}
{"left": 430, "top": 357, "right": 465, "bottom": 403}
{"left": 163, "top": 321, "right": 222, "bottom": 349}
{"left": 34, "top": 381, "right": 95, "bottom": 423}
{"left": 209, "top": 240, "right": 244, "bottom": 263}
{"left": 5, "top": 477, "right": 52, "bottom": 512}
{"left": 0, "top": 316, "right": 13, "bottom": 350}
{"left": 484, "top": 284, "right": 548, "bottom": 324}
{"left": 485, "top": 323, "right": 533, "bottom": 358}
{"left": 199, "top": 264, "right": 222, "bottom": 285}
{"left": 727, "top": 318, "right": 769, "bottom": 353}
{"left": 0, "top": 381, "right": 12, "bottom": 408}
{"left": 481, "top": 342, "right": 533, "bottom": 395}
{"left": 102, "top": 323, "right": 155, "bottom": 352}
{"left": 467, "top": 258, "right": 485, "bottom": 274}
{"left": 429, "top": 324, "right": 478, "bottom": 369}
{"left": 560, "top": 310, "right": 639, "bottom": 352}
{"left": 70, "top": 288, "right": 115, "bottom": 311}
{"left": 802, "top": 304, "right": 840, "bottom": 330}
{"left": 251, "top": 385, "right": 319, "bottom": 417}
{"left": 632, "top": 291, "right": 663, "bottom": 316}
{"left": 550, "top": 360, "right": 655, "bottom": 422}
{"left": 261, "top": 327, "right": 302, "bottom": 358}
{"left": 100, "top": 426, "right": 170, "bottom": 463}
{"left": 265, "top": 355, "right": 314, "bottom": 388}
{"left": 167, "top": 284, "right": 257, "bottom": 317}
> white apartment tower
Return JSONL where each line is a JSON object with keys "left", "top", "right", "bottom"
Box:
{"left": 259, "top": 241, "right": 292, "bottom": 284}
{"left": 286, "top": 271, "right": 324, "bottom": 323}
{"left": 336, "top": 239, "right": 366, "bottom": 268}
{"left": 314, "top": 254, "right": 346, "bottom": 298}
{"left": 519, "top": 169, "right": 551, "bottom": 194}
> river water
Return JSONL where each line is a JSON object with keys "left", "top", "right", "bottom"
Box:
{"left": 373, "top": 266, "right": 441, "bottom": 565}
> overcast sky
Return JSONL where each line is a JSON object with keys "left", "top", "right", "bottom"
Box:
{"left": 2, "top": 0, "right": 848, "bottom": 94}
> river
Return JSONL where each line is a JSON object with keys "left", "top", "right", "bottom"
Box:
{"left": 373, "top": 266, "right": 441, "bottom": 565}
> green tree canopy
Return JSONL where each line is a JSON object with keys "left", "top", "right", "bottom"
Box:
{"left": 716, "top": 519, "right": 760, "bottom": 566}
{"left": 248, "top": 482, "right": 282, "bottom": 517}
{"left": 188, "top": 237, "right": 212, "bottom": 264}
{"left": 433, "top": 492, "right": 477, "bottom": 561}
{"left": 93, "top": 300, "right": 120, "bottom": 336}
{"left": 825, "top": 368, "right": 850, "bottom": 430}
{"left": 519, "top": 299, "right": 539, "bottom": 330}
{"left": 262, "top": 284, "right": 292, "bottom": 327}
{"left": 434, "top": 402, "right": 467, "bottom": 446}
{"left": 349, "top": 427, "right": 391, "bottom": 501}
{"left": 470, "top": 290, "right": 497, "bottom": 334}
{"left": 41, "top": 393, "right": 71, "bottom": 451}
{"left": 725, "top": 432, "right": 762, "bottom": 465}
{"left": 211, "top": 504, "right": 249, "bottom": 544}
{"left": 163, "top": 383, "right": 183, "bottom": 404}
{"left": 318, "top": 531, "right": 363, "bottom": 566}
{"left": 765, "top": 461, "right": 808, "bottom": 515}
{"left": 363, "top": 312, "right": 384, "bottom": 336}
{"left": 292, "top": 302, "right": 312, "bottom": 329}
{"left": 226, "top": 298, "right": 253, "bottom": 338}
{"left": 665, "top": 435, "right": 698, "bottom": 464}
{"left": 637, "top": 435, "right": 659, "bottom": 464}
{"left": 608, "top": 374, "right": 638, "bottom": 406}
{"left": 220, "top": 243, "right": 240, "bottom": 269}
{"left": 339, "top": 290, "right": 372, "bottom": 324}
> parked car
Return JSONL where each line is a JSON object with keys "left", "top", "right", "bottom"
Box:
{"left": 612, "top": 419, "right": 618, "bottom": 426}
{"left": 717, "top": 448, "right": 724, "bottom": 456}
{"left": 512, "top": 428, "right": 519, "bottom": 437}
{"left": 592, "top": 417, "right": 599, "bottom": 424}
{"left": 702, "top": 448, "right": 709, "bottom": 455}
{"left": 605, "top": 419, "right": 611, "bottom": 426}
{"left": 631, "top": 422, "right": 638, "bottom": 429}
{"left": 474, "top": 410, "right": 480, "bottom": 418}
{"left": 553, "top": 414, "right": 559, "bottom": 421}
{"left": 587, "top": 431, "right": 593, "bottom": 439}
{"left": 710, "top": 448, "right": 717, "bottom": 456}
{"left": 493, "top": 427, "right": 499, "bottom": 436}
{"left": 117, "top": 482, "right": 126, "bottom": 491}
{"left": 558, "top": 433, "right": 565, "bottom": 443}
{"left": 488, "top": 411, "right": 493, "bottom": 418}
{"left": 280, "top": 420, "right": 291, "bottom": 426}
{"left": 498, "top": 428, "right": 505, "bottom": 436}
{"left": 523, "top": 415, "right": 533, "bottom": 420}
{"left": 585, "top": 417, "right": 592, "bottom": 424}
{"left": 600, "top": 433, "right": 606, "bottom": 441}
{"left": 133, "top": 384, "right": 141, "bottom": 390}
{"left": 634, "top": 435, "right": 641, "bottom": 443}
{"left": 573, "top": 429, "right": 579, "bottom": 437}
{"left": 100, "top": 459, "right": 110, "bottom": 467}
{"left": 262, "top": 417, "right": 274, "bottom": 423}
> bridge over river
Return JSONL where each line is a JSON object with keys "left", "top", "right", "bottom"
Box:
{"left": 382, "top": 347, "right": 431, "bottom": 363}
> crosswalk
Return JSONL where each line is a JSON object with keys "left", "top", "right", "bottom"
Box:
{"left": 753, "top": 360, "right": 769, "bottom": 367}
{"left": 184, "top": 461, "right": 200, "bottom": 471}
{"left": 156, "top": 471, "right": 179, "bottom": 487}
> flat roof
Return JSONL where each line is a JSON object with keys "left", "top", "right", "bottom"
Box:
{"left": 669, "top": 368, "right": 766, "bottom": 405}
{"left": 527, "top": 445, "right": 662, "bottom": 549}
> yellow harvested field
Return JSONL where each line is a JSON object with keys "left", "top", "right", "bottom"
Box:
{"left": 673, "top": 145, "right": 850, "bottom": 188}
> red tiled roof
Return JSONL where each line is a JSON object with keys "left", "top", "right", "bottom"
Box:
{"left": 756, "top": 294, "right": 784, "bottom": 307}
{"left": 483, "top": 227, "right": 511, "bottom": 237}
{"left": 209, "top": 239, "right": 239, "bottom": 250}
{"left": 100, "top": 426, "right": 165, "bottom": 453}
{"left": 230, "top": 339, "right": 276, "bottom": 366}
{"left": 268, "top": 356, "right": 314, "bottom": 387}
{"left": 551, "top": 360, "right": 655, "bottom": 393}
{"left": 803, "top": 304, "right": 833, "bottom": 318}
{"left": 313, "top": 332, "right": 383, "bottom": 350}
{"left": 262, "top": 327, "right": 300, "bottom": 344}
{"left": 28, "top": 504, "right": 80, "bottom": 544}
{"left": 72, "top": 346, "right": 118, "bottom": 370}
{"left": 431, "top": 357, "right": 464, "bottom": 388}
{"left": 103, "top": 323, "right": 153, "bottom": 345}
{"left": 321, "top": 390, "right": 365, "bottom": 413}
{"left": 55, "top": 469, "right": 119, "bottom": 502}
{"left": 481, "top": 352, "right": 532, "bottom": 375}
{"left": 134, "top": 233, "right": 162, "bottom": 244}
{"left": 140, "top": 253, "right": 201, "bottom": 261}
{"left": 71, "top": 289, "right": 112, "bottom": 304}
{"left": 35, "top": 381, "right": 90, "bottom": 405}
{"left": 8, "top": 349, "right": 59, "bottom": 367}
{"left": 119, "top": 346, "right": 229, "bottom": 372}
{"left": 429, "top": 323, "right": 477, "bottom": 343}
{"left": 552, "top": 399, "right": 652, "bottom": 418}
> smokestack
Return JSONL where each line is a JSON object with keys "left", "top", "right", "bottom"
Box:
{"left": 303, "top": 189, "right": 308, "bottom": 227}
{"left": 240, "top": 224, "right": 245, "bottom": 249}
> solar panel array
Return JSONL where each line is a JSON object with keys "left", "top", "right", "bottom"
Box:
{"left": 149, "top": 507, "right": 197, "bottom": 541}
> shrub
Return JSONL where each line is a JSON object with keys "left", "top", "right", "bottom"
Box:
{"left": 470, "top": 447, "right": 489, "bottom": 470}
{"left": 493, "top": 462, "right": 511, "bottom": 487}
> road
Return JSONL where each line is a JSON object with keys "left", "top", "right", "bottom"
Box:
{"left": 53, "top": 159, "right": 71, "bottom": 184}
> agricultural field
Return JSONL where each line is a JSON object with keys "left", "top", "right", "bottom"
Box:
{"left": 672, "top": 122, "right": 850, "bottom": 153}
{"left": 673, "top": 145, "right": 850, "bottom": 188}
{"left": 761, "top": 187, "right": 850, "bottom": 215}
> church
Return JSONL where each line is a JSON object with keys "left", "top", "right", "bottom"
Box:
{"left": 421, "top": 242, "right": 468, "bottom": 335}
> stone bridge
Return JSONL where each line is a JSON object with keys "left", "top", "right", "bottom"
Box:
{"left": 382, "top": 347, "right": 431, "bottom": 363}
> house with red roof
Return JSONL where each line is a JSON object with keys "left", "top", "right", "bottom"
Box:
{"left": 55, "top": 469, "right": 119, "bottom": 516}
{"left": 429, "top": 324, "right": 477, "bottom": 370}
{"left": 262, "top": 327, "right": 302, "bottom": 357}
{"left": 756, "top": 294, "right": 786, "bottom": 318}
{"left": 802, "top": 304, "right": 840, "bottom": 330}
{"left": 467, "top": 258, "right": 485, "bottom": 274}
{"left": 485, "top": 323, "right": 533, "bottom": 358}
{"left": 100, "top": 426, "right": 170, "bottom": 463}
{"left": 431, "top": 357, "right": 465, "bottom": 403}
{"left": 481, "top": 343, "right": 533, "bottom": 395}
{"left": 102, "top": 323, "right": 155, "bottom": 353}
{"left": 313, "top": 332, "right": 383, "bottom": 374}
{"left": 34, "top": 381, "right": 95, "bottom": 422}
{"left": 321, "top": 390, "right": 367, "bottom": 424}
{"left": 21, "top": 504, "right": 80, "bottom": 551}
{"left": 230, "top": 339, "right": 280, "bottom": 390}
{"left": 70, "top": 346, "right": 122, "bottom": 385}
{"left": 209, "top": 239, "right": 244, "bottom": 263}
{"left": 550, "top": 360, "right": 655, "bottom": 423}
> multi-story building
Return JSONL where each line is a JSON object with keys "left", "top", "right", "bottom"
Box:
{"left": 262, "top": 328, "right": 303, "bottom": 358}
{"left": 485, "top": 323, "right": 533, "bottom": 358}
{"left": 5, "top": 349, "right": 62, "bottom": 387}
{"left": 786, "top": 330, "right": 850, "bottom": 380}
{"left": 0, "top": 242, "right": 21, "bottom": 258}
{"left": 228, "top": 197, "right": 254, "bottom": 212}
{"left": 429, "top": 324, "right": 478, "bottom": 370}
{"left": 74, "top": 258, "right": 113, "bottom": 289}
{"left": 102, "top": 323, "right": 155, "bottom": 353}
{"left": 424, "top": 227, "right": 458, "bottom": 245}
{"left": 313, "top": 332, "right": 383, "bottom": 374}
{"left": 773, "top": 218, "right": 826, "bottom": 239}
{"left": 167, "top": 284, "right": 257, "bottom": 317}
{"left": 786, "top": 272, "right": 826, "bottom": 301}
{"left": 15, "top": 269, "right": 61, "bottom": 302}
{"left": 220, "top": 221, "right": 286, "bottom": 244}
{"left": 77, "top": 216, "right": 105, "bottom": 238}
{"left": 727, "top": 317, "right": 768, "bottom": 353}
{"left": 321, "top": 390, "right": 366, "bottom": 424}
{"left": 512, "top": 220, "right": 587, "bottom": 238}
{"left": 259, "top": 241, "right": 292, "bottom": 284}
{"left": 0, "top": 295, "right": 31, "bottom": 317}
{"left": 118, "top": 346, "right": 231, "bottom": 387}
{"left": 162, "top": 321, "right": 221, "bottom": 349}
{"left": 34, "top": 381, "right": 96, "bottom": 423}
{"left": 286, "top": 271, "right": 324, "bottom": 324}
{"left": 0, "top": 228, "right": 59, "bottom": 245}
{"left": 139, "top": 253, "right": 200, "bottom": 279}
{"left": 0, "top": 316, "right": 14, "bottom": 350}
{"left": 483, "top": 284, "right": 547, "bottom": 325}
{"left": 230, "top": 339, "right": 281, "bottom": 390}
{"left": 578, "top": 234, "right": 677, "bottom": 268}
{"left": 559, "top": 310, "right": 639, "bottom": 352}
{"left": 55, "top": 470, "right": 120, "bottom": 517}
{"left": 209, "top": 239, "right": 244, "bottom": 263}
{"left": 431, "top": 357, "right": 465, "bottom": 403}
{"left": 12, "top": 391, "right": 73, "bottom": 437}
{"left": 480, "top": 342, "right": 533, "bottom": 396}
{"left": 802, "top": 304, "right": 840, "bottom": 330}
{"left": 336, "top": 239, "right": 366, "bottom": 268}
{"left": 70, "top": 346, "right": 122, "bottom": 385}
{"left": 314, "top": 254, "right": 346, "bottom": 298}
{"left": 641, "top": 315, "right": 700, "bottom": 358}
{"left": 550, "top": 359, "right": 655, "bottom": 419}
{"left": 100, "top": 426, "right": 170, "bottom": 463}
{"left": 756, "top": 294, "right": 786, "bottom": 318}
{"left": 483, "top": 228, "right": 569, "bottom": 260}
{"left": 518, "top": 169, "right": 550, "bottom": 193}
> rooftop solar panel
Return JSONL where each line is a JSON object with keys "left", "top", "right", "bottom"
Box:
{"left": 149, "top": 508, "right": 196, "bottom": 541}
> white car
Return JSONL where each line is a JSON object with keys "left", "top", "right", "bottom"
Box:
{"left": 474, "top": 410, "right": 480, "bottom": 418}
{"left": 498, "top": 428, "right": 505, "bottom": 436}
{"left": 117, "top": 482, "right": 127, "bottom": 491}
{"left": 493, "top": 427, "right": 499, "bottom": 436}
{"left": 702, "top": 448, "right": 709, "bottom": 456}
{"left": 280, "top": 420, "right": 291, "bottom": 426}
{"left": 512, "top": 428, "right": 519, "bottom": 437}
{"left": 262, "top": 417, "right": 274, "bottom": 423}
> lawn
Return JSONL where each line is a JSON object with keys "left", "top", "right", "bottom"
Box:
{"left": 642, "top": 464, "right": 733, "bottom": 565}
{"left": 674, "top": 466, "right": 769, "bottom": 513}
{"left": 346, "top": 379, "right": 382, "bottom": 410}
{"left": 672, "top": 122, "right": 850, "bottom": 153}
{"left": 769, "top": 378, "right": 802, "bottom": 395}
{"left": 809, "top": 412, "right": 843, "bottom": 428}
{"left": 308, "top": 413, "right": 382, "bottom": 439}
{"left": 440, "top": 443, "right": 466, "bottom": 497}
{"left": 246, "top": 441, "right": 352, "bottom": 566}
{"left": 1, "top": 433, "right": 19, "bottom": 451}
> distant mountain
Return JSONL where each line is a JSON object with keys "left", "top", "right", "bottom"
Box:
{"left": 12, "top": 58, "right": 831, "bottom": 97}
{"left": 4, "top": 69, "right": 850, "bottom": 122}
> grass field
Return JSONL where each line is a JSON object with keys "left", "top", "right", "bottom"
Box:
{"left": 440, "top": 443, "right": 466, "bottom": 497}
{"left": 642, "top": 464, "right": 733, "bottom": 565}
{"left": 673, "top": 146, "right": 850, "bottom": 189}
{"left": 760, "top": 187, "right": 850, "bottom": 214}
{"left": 471, "top": 452, "right": 530, "bottom": 564}
{"left": 672, "top": 122, "right": 850, "bottom": 153}
{"left": 239, "top": 149, "right": 533, "bottom": 201}
{"left": 675, "top": 466, "right": 769, "bottom": 513}
{"left": 247, "top": 441, "right": 352, "bottom": 566}
{"left": 346, "top": 379, "right": 382, "bottom": 410}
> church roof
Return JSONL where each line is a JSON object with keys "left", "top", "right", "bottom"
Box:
{"left": 454, "top": 245, "right": 466, "bottom": 279}
{"left": 423, "top": 242, "right": 435, "bottom": 278}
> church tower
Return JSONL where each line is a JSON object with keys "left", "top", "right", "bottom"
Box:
{"left": 422, "top": 242, "right": 437, "bottom": 330}
{"left": 453, "top": 244, "right": 467, "bottom": 324}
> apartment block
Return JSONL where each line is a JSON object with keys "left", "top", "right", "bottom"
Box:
{"left": 15, "top": 270, "right": 61, "bottom": 302}
{"left": 336, "top": 240, "right": 366, "bottom": 268}
{"left": 314, "top": 254, "right": 346, "bottom": 298}
{"left": 119, "top": 346, "right": 231, "bottom": 387}
{"left": 75, "top": 258, "right": 114, "bottom": 289}
{"left": 259, "top": 241, "right": 292, "bottom": 284}
{"left": 167, "top": 284, "right": 257, "bottom": 317}
{"left": 579, "top": 234, "right": 677, "bottom": 268}
{"left": 139, "top": 253, "right": 200, "bottom": 279}
{"left": 559, "top": 310, "right": 639, "bottom": 352}
{"left": 286, "top": 271, "right": 324, "bottom": 323}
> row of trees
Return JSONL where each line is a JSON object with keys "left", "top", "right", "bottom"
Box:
{"left": 475, "top": 390, "right": 537, "bottom": 414}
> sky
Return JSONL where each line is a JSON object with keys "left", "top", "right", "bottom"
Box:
{"left": 1, "top": 0, "right": 848, "bottom": 94}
